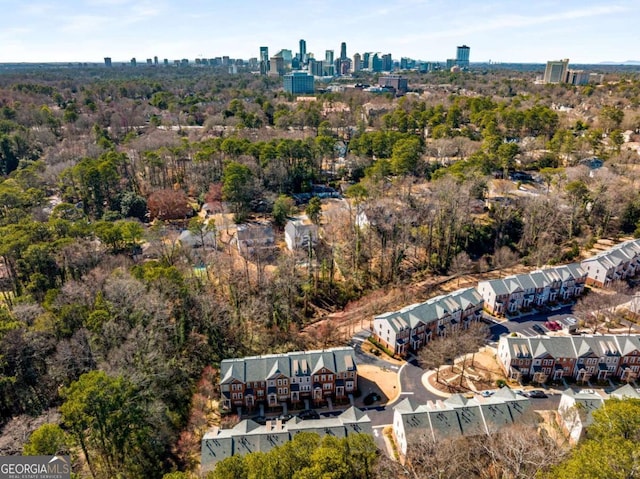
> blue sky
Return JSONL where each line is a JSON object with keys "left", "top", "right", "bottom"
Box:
{"left": 0, "top": 0, "right": 637, "bottom": 63}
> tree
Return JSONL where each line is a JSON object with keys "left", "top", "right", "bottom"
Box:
{"left": 390, "top": 136, "right": 422, "bottom": 176}
{"left": 222, "top": 161, "right": 254, "bottom": 222}
{"left": 548, "top": 398, "right": 640, "bottom": 479}
{"left": 147, "top": 188, "right": 191, "bottom": 221}
{"left": 305, "top": 196, "right": 322, "bottom": 225}
{"left": 272, "top": 195, "right": 295, "bottom": 229}
{"left": 60, "top": 370, "right": 163, "bottom": 479}
{"left": 23, "top": 423, "right": 68, "bottom": 455}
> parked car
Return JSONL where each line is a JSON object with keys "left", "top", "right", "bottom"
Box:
{"left": 510, "top": 389, "right": 526, "bottom": 396}
{"left": 253, "top": 415, "right": 267, "bottom": 425}
{"left": 278, "top": 413, "right": 293, "bottom": 422}
{"left": 565, "top": 317, "right": 577, "bottom": 326}
{"left": 544, "top": 321, "right": 562, "bottom": 331}
{"left": 297, "top": 409, "right": 320, "bottom": 420}
{"left": 363, "top": 392, "right": 381, "bottom": 406}
{"left": 527, "top": 390, "right": 548, "bottom": 398}
{"left": 532, "top": 324, "right": 546, "bottom": 335}
{"left": 480, "top": 390, "right": 495, "bottom": 397}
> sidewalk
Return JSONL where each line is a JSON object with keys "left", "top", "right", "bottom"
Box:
{"left": 421, "top": 369, "right": 453, "bottom": 398}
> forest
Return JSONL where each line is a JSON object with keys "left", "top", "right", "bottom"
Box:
{"left": 1, "top": 63, "right": 640, "bottom": 478}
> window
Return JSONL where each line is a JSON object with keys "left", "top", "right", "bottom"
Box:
{"left": 323, "top": 383, "right": 332, "bottom": 390}
{"left": 257, "top": 390, "right": 264, "bottom": 397}
{"left": 277, "top": 379, "right": 283, "bottom": 386}
{"left": 328, "top": 374, "right": 333, "bottom": 381}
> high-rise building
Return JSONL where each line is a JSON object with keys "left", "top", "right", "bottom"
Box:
{"left": 456, "top": 45, "right": 470, "bottom": 69}
{"left": 104, "top": 57, "right": 112, "bottom": 67}
{"left": 269, "top": 54, "right": 285, "bottom": 76}
{"left": 154, "top": 56, "right": 158, "bottom": 66}
{"left": 299, "top": 39, "right": 307, "bottom": 63}
{"left": 259, "top": 46, "right": 269, "bottom": 75}
{"left": 363, "top": 52, "right": 371, "bottom": 70}
{"left": 352, "top": 53, "right": 361, "bottom": 72}
{"left": 130, "top": 57, "right": 137, "bottom": 67}
{"left": 371, "top": 53, "right": 382, "bottom": 72}
{"left": 325, "top": 50, "right": 334, "bottom": 65}
{"left": 543, "top": 59, "right": 569, "bottom": 84}
{"left": 340, "top": 42, "right": 347, "bottom": 60}
{"left": 382, "top": 53, "right": 393, "bottom": 72}
{"left": 283, "top": 71, "right": 315, "bottom": 94}
{"left": 308, "top": 59, "right": 324, "bottom": 77}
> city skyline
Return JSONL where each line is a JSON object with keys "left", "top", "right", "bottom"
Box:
{"left": 0, "top": 0, "right": 638, "bottom": 64}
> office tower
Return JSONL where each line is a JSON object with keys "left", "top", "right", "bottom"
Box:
{"left": 259, "top": 46, "right": 269, "bottom": 75}
{"left": 164, "top": 58, "right": 169, "bottom": 66}
{"left": 154, "top": 56, "right": 158, "bottom": 66}
{"left": 352, "top": 53, "right": 361, "bottom": 72}
{"left": 283, "top": 71, "right": 315, "bottom": 94}
{"left": 371, "top": 53, "right": 382, "bottom": 72}
{"left": 363, "top": 52, "right": 371, "bottom": 69}
{"left": 104, "top": 57, "right": 112, "bottom": 67}
{"left": 543, "top": 59, "right": 569, "bottom": 84}
{"left": 382, "top": 53, "right": 392, "bottom": 71}
{"left": 299, "top": 39, "right": 307, "bottom": 63}
{"left": 456, "top": 45, "right": 470, "bottom": 69}
{"left": 308, "top": 59, "right": 324, "bottom": 77}
{"left": 222, "top": 56, "right": 230, "bottom": 66}
{"left": 130, "top": 57, "right": 137, "bottom": 67}
{"left": 380, "top": 75, "right": 408, "bottom": 95}
{"left": 325, "top": 50, "right": 334, "bottom": 65}
{"left": 340, "top": 42, "right": 347, "bottom": 60}
{"left": 269, "top": 54, "right": 285, "bottom": 76}
{"left": 566, "top": 69, "right": 590, "bottom": 85}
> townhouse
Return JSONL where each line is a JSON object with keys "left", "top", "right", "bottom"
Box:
{"left": 558, "top": 385, "right": 640, "bottom": 444}
{"left": 392, "top": 388, "right": 532, "bottom": 457}
{"left": 478, "top": 263, "right": 586, "bottom": 316}
{"left": 219, "top": 347, "right": 357, "bottom": 412}
{"left": 201, "top": 406, "right": 372, "bottom": 470}
{"left": 581, "top": 239, "right": 640, "bottom": 287}
{"left": 372, "top": 287, "right": 484, "bottom": 357}
{"left": 497, "top": 334, "right": 640, "bottom": 383}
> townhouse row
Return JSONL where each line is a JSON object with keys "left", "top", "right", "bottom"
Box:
{"left": 373, "top": 239, "right": 640, "bottom": 357}
{"left": 220, "top": 347, "right": 357, "bottom": 412}
{"left": 478, "top": 263, "right": 586, "bottom": 316}
{"left": 372, "top": 287, "right": 484, "bottom": 357}
{"left": 201, "top": 406, "right": 371, "bottom": 470}
{"left": 497, "top": 334, "right": 640, "bottom": 384}
{"left": 393, "top": 388, "right": 532, "bottom": 456}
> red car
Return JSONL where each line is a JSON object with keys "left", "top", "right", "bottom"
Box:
{"left": 544, "top": 321, "right": 562, "bottom": 331}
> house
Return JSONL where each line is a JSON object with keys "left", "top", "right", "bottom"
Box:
{"left": 498, "top": 335, "right": 640, "bottom": 383}
{"left": 219, "top": 347, "right": 358, "bottom": 413}
{"left": 201, "top": 406, "right": 371, "bottom": 470}
{"left": 478, "top": 264, "right": 586, "bottom": 316}
{"left": 177, "top": 228, "right": 216, "bottom": 249}
{"left": 581, "top": 239, "right": 640, "bottom": 287}
{"left": 392, "top": 389, "right": 532, "bottom": 457}
{"left": 284, "top": 215, "right": 318, "bottom": 251}
{"left": 372, "top": 287, "right": 483, "bottom": 357}
{"left": 235, "top": 222, "right": 275, "bottom": 258}
{"left": 558, "top": 389, "right": 606, "bottom": 444}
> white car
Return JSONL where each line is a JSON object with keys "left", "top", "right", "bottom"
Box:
{"left": 565, "top": 317, "right": 577, "bottom": 326}
{"left": 480, "top": 390, "right": 495, "bottom": 397}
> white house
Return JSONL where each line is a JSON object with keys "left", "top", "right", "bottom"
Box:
{"left": 284, "top": 215, "right": 318, "bottom": 251}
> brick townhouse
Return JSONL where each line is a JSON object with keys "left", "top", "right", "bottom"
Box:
{"left": 581, "top": 239, "right": 640, "bottom": 287}
{"left": 220, "top": 347, "right": 357, "bottom": 412}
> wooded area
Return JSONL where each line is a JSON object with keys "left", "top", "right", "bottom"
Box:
{"left": 1, "top": 64, "right": 640, "bottom": 477}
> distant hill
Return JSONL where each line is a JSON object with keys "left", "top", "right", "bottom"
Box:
{"left": 598, "top": 60, "right": 640, "bottom": 65}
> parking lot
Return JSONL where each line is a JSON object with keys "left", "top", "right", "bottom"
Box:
{"left": 487, "top": 305, "right": 582, "bottom": 339}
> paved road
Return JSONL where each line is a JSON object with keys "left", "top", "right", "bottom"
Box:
{"left": 488, "top": 305, "right": 577, "bottom": 339}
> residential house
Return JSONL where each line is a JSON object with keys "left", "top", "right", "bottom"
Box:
{"left": 284, "top": 215, "right": 318, "bottom": 251}
{"left": 201, "top": 406, "right": 371, "bottom": 470}
{"left": 581, "top": 239, "right": 640, "bottom": 287}
{"left": 235, "top": 222, "right": 275, "bottom": 258}
{"left": 478, "top": 264, "right": 586, "bottom": 316}
{"left": 372, "top": 287, "right": 483, "bottom": 357}
{"left": 558, "top": 389, "right": 606, "bottom": 444}
{"left": 498, "top": 335, "right": 638, "bottom": 383}
{"left": 219, "top": 347, "right": 357, "bottom": 412}
{"left": 393, "top": 389, "right": 532, "bottom": 457}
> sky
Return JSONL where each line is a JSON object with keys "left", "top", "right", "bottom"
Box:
{"left": 0, "top": 0, "right": 638, "bottom": 64}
